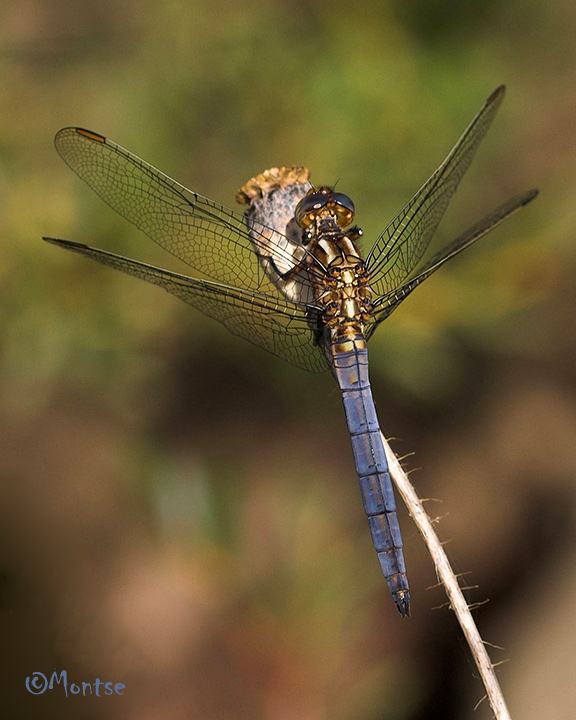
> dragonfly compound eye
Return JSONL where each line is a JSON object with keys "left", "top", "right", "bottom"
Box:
{"left": 295, "top": 192, "right": 329, "bottom": 228}
{"left": 329, "top": 193, "right": 355, "bottom": 228}
{"left": 295, "top": 189, "right": 356, "bottom": 229}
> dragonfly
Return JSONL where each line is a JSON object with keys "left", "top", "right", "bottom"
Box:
{"left": 44, "top": 86, "right": 537, "bottom": 617}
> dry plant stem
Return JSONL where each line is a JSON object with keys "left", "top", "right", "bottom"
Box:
{"left": 382, "top": 433, "right": 512, "bottom": 720}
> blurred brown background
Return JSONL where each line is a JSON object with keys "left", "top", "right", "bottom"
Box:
{"left": 1, "top": 0, "right": 574, "bottom": 718}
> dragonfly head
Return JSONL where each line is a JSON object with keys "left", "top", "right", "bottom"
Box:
{"left": 295, "top": 187, "right": 355, "bottom": 230}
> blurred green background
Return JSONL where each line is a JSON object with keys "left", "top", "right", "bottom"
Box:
{"left": 1, "top": 0, "right": 574, "bottom": 718}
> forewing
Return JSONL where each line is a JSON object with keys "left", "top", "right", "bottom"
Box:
{"left": 54, "top": 128, "right": 319, "bottom": 297}
{"left": 365, "top": 188, "right": 538, "bottom": 338}
{"left": 43, "top": 237, "right": 329, "bottom": 373}
{"left": 366, "top": 86, "right": 506, "bottom": 295}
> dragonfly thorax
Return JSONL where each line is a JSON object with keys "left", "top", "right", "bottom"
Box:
{"left": 316, "top": 256, "right": 374, "bottom": 331}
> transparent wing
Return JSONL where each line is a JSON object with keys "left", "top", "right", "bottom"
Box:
{"left": 365, "top": 188, "right": 538, "bottom": 338}
{"left": 366, "top": 86, "right": 506, "bottom": 295}
{"left": 54, "top": 128, "right": 321, "bottom": 298}
{"left": 43, "top": 237, "right": 330, "bottom": 373}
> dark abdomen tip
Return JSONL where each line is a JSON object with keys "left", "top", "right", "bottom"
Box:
{"left": 394, "top": 591, "right": 411, "bottom": 618}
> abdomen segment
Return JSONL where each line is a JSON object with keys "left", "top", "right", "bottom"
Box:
{"left": 332, "top": 341, "right": 410, "bottom": 616}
